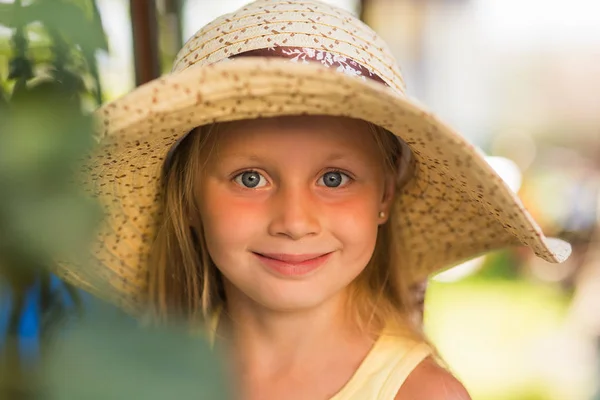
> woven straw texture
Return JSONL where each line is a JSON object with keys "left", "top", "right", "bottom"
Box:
{"left": 56, "top": 0, "right": 571, "bottom": 313}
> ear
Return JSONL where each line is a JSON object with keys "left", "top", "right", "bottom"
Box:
{"left": 378, "top": 171, "right": 396, "bottom": 224}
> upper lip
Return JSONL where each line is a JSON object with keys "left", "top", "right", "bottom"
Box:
{"left": 254, "top": 252, "right": 331, "bottom": 263}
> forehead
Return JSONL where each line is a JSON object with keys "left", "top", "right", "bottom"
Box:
{"left": 214, "top": 116, "right": 379, "bottom": 156}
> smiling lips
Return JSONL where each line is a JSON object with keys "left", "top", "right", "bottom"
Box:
{"left": 253, "top": 252, "right": 332, "bottom": 276}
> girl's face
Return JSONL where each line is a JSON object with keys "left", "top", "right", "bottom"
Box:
{"left": 194, "top": 116, "right": 395, "bottom": 312}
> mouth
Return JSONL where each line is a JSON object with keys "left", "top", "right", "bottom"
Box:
{"left": 255, "top": 253, "right": 331, "bottom": 263}
{"left": 252, "top": 252, "right": 333, "bottom": 277}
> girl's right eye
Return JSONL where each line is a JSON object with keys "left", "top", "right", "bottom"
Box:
{"left": 233, "top": 171, "right": 268, "bottom": 189}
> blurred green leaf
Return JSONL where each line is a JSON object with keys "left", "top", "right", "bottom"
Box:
{"left": 5, "top": 193, "right": 102, "bottom": 263}
{"left": 0, "top": 2, "right": 31, "bottom": 29}
{"left": 0, "top": 78, "right": 102, "bottom": 270}
{"left": 0, "top": 80, "right": 93, "bottom": 174}
{"left": 40, "top": 304, "right": 231, "bottom": 400}
{"left": 27, "top": 0, "right": 108, "bottom": 54}
{"left": 0, "top": 3, "right": 12, "bottom": 27}
{"left": 0, "top": 1, "right": 108, "bottom": 51}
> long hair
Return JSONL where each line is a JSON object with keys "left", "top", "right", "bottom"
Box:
{"left": 147, "top": 118, "right": 424, "bottom": 341}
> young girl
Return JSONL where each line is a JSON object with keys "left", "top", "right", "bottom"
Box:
{"left": 58, "top": 0, "right": 572, "bottom": 399}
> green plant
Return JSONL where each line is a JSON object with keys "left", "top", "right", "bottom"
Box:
{"left": 1, "top": 2, "right": 229, "bottom": 398}
{"left": 0, "top": 1, "right": 106, "bottom": 395}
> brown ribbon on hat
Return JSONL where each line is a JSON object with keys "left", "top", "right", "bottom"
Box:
{"left": 232, "top": 46, "right": 388, "bottom": 86}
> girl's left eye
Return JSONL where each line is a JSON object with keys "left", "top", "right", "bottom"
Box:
{"left": 317, "top": 171, "right": 351, "bottom": 188}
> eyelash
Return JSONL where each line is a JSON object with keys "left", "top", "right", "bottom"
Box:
{"left": 233, "top": 169, "right": 269, "bottom": 189}
{"left": 232, "top": 169, "right": 354, "bottom": 188}
{"left": 318, "top": 169, "right": 352, "bottom": 187}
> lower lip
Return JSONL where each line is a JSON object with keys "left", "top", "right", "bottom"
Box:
{"left": 254, "top": 253, "right": 332, "bottom": 277}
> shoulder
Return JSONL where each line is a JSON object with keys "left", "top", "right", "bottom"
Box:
{"left": 395, "top": 357, "right": 472, "bottom": 400}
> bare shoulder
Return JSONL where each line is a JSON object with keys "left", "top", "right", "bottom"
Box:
{"left": 395, "top": 357, "right": 472, "bottom": 400}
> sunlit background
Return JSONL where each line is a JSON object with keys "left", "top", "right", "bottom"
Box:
{"left": 1, "top": 0, "right": 599, "bottom": 399}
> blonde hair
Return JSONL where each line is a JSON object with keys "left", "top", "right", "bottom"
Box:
{"left": 148, "top": 118, "right": 424, "bottom": 341}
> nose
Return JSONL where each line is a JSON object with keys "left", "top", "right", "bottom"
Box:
{"left": 267, "top": 183, "right": 321, "bottom": 240}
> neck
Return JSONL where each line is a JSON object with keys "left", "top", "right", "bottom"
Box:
{"left": 217, "top": 284, "right": 370, "bottom": 380}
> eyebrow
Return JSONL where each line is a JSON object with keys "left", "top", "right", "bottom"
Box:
{"left": 219, "top": 153, "right": 265, "bottom": 163}
{"left": 323, "top": 153, "right": 352, "bottom": 162}
{"left": 222, "top": 152, "right": 353, "bottom": 162}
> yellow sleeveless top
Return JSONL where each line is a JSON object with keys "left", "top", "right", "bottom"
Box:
{"left": 207, "top": 313, "right": 432, "bottom": 400}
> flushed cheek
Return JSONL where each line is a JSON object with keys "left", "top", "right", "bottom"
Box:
{"left": 200, "top": 186, "right": 267, "bottom": 252}
{"left": 325, "top": 201, "right": 379, "bottom": 261}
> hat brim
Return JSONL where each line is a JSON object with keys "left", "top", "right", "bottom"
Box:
{"left": 58, "top": 57, "right": 571, "bottom": 312}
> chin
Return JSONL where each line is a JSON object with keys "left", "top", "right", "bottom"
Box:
{"left": 251, "top": 283, "right": 336, "bottom": 312}
{"left": 221, "top": 262, "right": 358, "bottom": 313}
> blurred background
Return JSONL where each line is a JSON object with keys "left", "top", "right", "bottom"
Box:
{"left": 1, "top": 0, "right": 599, "bottom": 399}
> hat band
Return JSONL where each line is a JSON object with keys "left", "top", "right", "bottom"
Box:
{"left": 231, "top": 46, "right": 388, "bottom": 86}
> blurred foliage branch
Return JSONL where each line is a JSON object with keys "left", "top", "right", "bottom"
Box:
{"left": 0, "top": 0, "right": 107, "bottom": 395}
{"left": 0, "top": 2, "right": 229, "bottom": 398}
{"left": 0, "top": 0, "right": 108, "bottom": 103}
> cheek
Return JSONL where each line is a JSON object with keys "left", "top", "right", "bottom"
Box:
{"left": 198, "top": 183, "right": 265, "bottom": 258}
{"left": 327, "top": 196, "right": 380, "bottom": 259}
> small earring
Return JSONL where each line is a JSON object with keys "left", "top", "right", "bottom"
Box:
{"left": 379, "top": 211, "right": 385, "bottom": 218}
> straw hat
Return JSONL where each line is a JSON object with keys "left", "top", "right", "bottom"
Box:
{"left": 57, "top": 0, "right": 571, "bottom": 313}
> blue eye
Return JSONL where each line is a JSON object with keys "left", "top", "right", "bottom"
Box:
{"left": 234, "top": 171, "right": 267, "bottom": 188}
{"left": 318, "top": 171, "right": 350, "bottom": 188}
